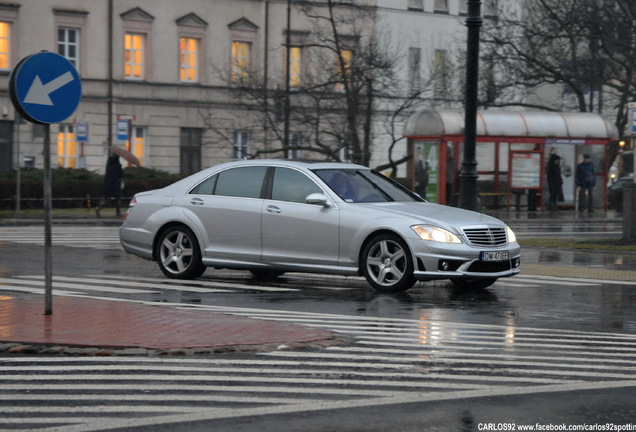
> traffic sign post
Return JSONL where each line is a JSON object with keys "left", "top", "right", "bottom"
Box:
{"left": 9, "top": 52, "right": 82, "bottom": 315}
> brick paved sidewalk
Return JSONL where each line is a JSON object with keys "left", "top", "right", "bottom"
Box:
{"left": 0, "top": 295, "right": 338, "bottom": 356}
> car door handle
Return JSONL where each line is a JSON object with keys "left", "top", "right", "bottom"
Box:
{"left": 266, "top": 205, "right": 281, "bottom": 214}
{"left": 190, "top": 197, "right": 205, "bottom": 206}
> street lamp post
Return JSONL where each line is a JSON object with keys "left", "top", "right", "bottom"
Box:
{"left": 459, "top": 0, "right": 483, "bottom": 211}
{"left": 283, "top": 0, "right": 291, "bottom": 150}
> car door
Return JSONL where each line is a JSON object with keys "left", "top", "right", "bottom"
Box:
{"left": 261, "top": 167, "right": 340, "bottom": 266}
{"left": 183, "top": 166, "right": 267, "bottom": 262}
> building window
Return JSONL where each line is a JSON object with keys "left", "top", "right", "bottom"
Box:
{"left": 408, "top": 47, "right": 421, "bottom": 92}
{"left": 180, "top": 128, "right": 202, "bottom": 175}
{"left": 433, "top": 49, "right": 449, "bottom": 99}
{"left": 58, "top": 27, "right": 79, "bottom": 68}
{"left": 288, "top": 46, "right": 302, "bottom": 88}
{"left": 124, "top": 33, "right": 145, "bottom": 80}
{"left": 231, "top": 41, "right": 251, "bottom": 84}
{"left": 335, "top": 49, "right": 353, "bottom": 92}
{"left": 57, "top": 125, "right": 76, "bottom": 168}
{"left": 434, "top": 0, "right": 449, "bottom": 13}
{"left": 484, "top": 0, "right": 498, "bottom": 17}
{"left": 0, "top": 22, "right": 10, "bottom": 70}
{"left": 407, "top": 0, "right": 424, "bottom": 11}
{"left": 233, "top": 130, "right": 249, "bottom": 159}
{"left": 130, "top": 126, "right": 146, "bottom": 166}
{"left": 180, "top": 37, "right": 199, "bottom": 82}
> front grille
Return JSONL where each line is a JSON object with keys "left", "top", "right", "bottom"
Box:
{"left": 462, "top": 226, "right": 507, "bottom": 246}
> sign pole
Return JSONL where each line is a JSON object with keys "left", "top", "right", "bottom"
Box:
{"left": 43, "top": 124, "right": 52, "bottom": 315}
{"left": 9, "top": 51, "right": 82, "bottom": 316}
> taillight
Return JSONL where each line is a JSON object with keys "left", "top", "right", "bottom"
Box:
{"left": 124, "top": 197, "right": 137, "bottom": 219}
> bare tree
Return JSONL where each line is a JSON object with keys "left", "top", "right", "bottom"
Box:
{"left": 480, "top": 0, "right": 636, "bottom": 130}
{"left": 199, "top": 0, "right": 435, "bottom": 169}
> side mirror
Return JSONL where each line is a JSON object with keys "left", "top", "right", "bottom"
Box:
{"left": 306, "top": 193, "right": 332, "bottom": 207}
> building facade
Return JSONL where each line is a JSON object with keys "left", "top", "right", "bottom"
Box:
{"left": 0, "top": 0, "right": 493, "bottom": 175}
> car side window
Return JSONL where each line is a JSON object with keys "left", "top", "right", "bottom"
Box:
{"left": 190, "top": 175, "right": 217, "bottom": 195}
{"left": 271, "top": 168, "right": 322, "bottom": 203}
{"left": 214, "top": 166, "right": 268, "bottom": 198}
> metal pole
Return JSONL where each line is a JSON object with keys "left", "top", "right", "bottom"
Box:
{"left": 107, "top": 0, "right": 113, "bottom": 150}
{"left": 283, "top": 0, "right": 291, "bottom": 151}
{"left": 459, "top": 0, "right": 482, "bottom": 211}
{"left": 14, "top": 114, "right": 21, "bottom": 218}
{"left": 43, "top": 124, "right": 53, "bottom": 315}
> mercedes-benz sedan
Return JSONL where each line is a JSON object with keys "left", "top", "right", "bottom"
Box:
{"left": 120, "top": 160, "right": 520, "bottom": 292}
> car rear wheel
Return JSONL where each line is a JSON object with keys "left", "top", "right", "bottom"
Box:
{"left": 362, "top": 234, "right": 416, "bottom": 292}
{"left": 156, "top": 226, "right": 206, "bottom": 279}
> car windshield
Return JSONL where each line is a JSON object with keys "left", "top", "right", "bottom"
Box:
{"left": 313, "top": 169, "right": 423, "bottom": 203}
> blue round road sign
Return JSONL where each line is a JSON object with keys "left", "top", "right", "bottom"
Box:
{"left": 9, "top": 51, "right": 82, "bottom": 124}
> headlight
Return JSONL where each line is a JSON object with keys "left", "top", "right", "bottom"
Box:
{"left": 412, "top": 225, "right": 462, "bottom": 244}
{"left": 506, "top": 226, "right": 517, "bottom": 243}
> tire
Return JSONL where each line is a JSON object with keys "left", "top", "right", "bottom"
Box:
{"left": 250, "top": 269, "right": 285, "bottom": 280}
{"left": 451, "top": 278, "right": 497, "bottom": 290}
{"left": 361, "top": 233, "right": 416, "bottom": 292}
{"left": 156, "top": 225, "right": 206, "bottom": 279}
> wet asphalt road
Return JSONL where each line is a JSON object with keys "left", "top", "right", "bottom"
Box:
{"left": 1, "top": 220, "right": 635, "bottom": 431}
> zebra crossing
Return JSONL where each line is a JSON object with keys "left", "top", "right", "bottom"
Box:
{"left": 0, "top": 270, "right": 628, "bottom": 300}
{"left": 0, "top": 225, "right": 122, "bottom": 250}
{"left": 2, "top": 305, "right": 636, "bottom": 431}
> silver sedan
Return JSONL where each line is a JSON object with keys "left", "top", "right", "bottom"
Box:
{"left": 120, "top": 160, "right": 520, "bottom": 292}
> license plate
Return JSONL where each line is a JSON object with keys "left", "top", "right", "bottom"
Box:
{"left": 480, "top": 250, "right": 509, "bottom": 261}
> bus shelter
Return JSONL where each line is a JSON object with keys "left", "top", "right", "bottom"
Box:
{"left": 403, "top": 109, "right": 619, "bottom": 210}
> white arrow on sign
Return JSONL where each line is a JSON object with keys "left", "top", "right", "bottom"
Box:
{"left": 23, "top": 71, "right": 74, "bottom": 106}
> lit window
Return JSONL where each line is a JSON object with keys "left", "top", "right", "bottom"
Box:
{"left": 57, "top": 125, "right": 76, "bottom": 168}
{"left": 129, "top": 126, "right": 145, "bottom": 166}
{"left": 124, "top": 33, "right": 145, "bottom": 80}
{"left": 58, "top": 28, "right": 79, "bottom": 68}
{"left": 335, "top": 49, "right": 352, "bottom": 92}
{"left": 288, "top": 46, "right": 302, "bottom": 88}
{"left": 433, "top": 49, "right": 448, "bottom": 98}
{"left": 231, "top": 41, "right": 250, "bottom": 84}
{"left": 0, "top": 22, "right": 10, "bottom": 70}
{"left": 180, "top": 37, "right": 199, "bottom": 82}
{"left": 233, "top": 130, "right": 249, "bottom": 159}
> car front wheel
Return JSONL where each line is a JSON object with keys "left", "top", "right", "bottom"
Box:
{"left": 362, "top": 234, "right": 416, "bottom": 292}
{"left": 156, "top": 226, "right": 205, "bottom": 279}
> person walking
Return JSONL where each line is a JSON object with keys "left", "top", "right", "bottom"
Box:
{"left": 546, "top": 154, "right": 563, "bottom": 211}
{"left": 575, "top": 153, "right": 595, "bottom": 213}
{"left": 95, "top": 154, "right": 124, "bottom": 217}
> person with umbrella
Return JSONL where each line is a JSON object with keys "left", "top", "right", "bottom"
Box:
{"left": 95, "top": 153, "right": 124, "bottom": 217}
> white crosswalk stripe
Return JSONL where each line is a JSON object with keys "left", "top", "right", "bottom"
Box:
{"left": 0, "top": 225, "right": 122, "bottom": 249}
{"left": 2, "top": 304, "right": 636, "bottom": 431}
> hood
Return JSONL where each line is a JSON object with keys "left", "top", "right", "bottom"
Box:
{"left": 357, "top": 202, "right": 505, "bottom": 229}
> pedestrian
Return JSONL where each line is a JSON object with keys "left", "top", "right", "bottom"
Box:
{"left": 414, "top": 146, "right": 429, "bottom": 199}
{"left": 575, "top": 153, "right": 595, "bottom": 213}
{"left": 546, "top": 154, "right": 563, "bottom": 211}
{"left": 95, "top": 154, "right": 124, "bottom": 217}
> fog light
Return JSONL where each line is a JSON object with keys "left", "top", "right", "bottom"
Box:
{"left": 514, "top": 258, "right": 520, "bottom": 268}
{"left": 441, "top": 261, "right": 449, "bottom": 271}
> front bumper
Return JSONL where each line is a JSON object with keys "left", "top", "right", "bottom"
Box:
{"left": 410, "top": 241, "right": 521, "bottom": 281}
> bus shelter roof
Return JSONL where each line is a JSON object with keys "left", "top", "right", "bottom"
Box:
{"left": 403, "top": 109, "right": 619, "bottom": 140}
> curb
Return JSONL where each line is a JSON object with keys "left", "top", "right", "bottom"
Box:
{"left": 0, "top": 334, "right": 351, "bottom": 357}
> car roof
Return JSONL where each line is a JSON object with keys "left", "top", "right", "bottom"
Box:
{"left": 211, "top": 159, "right": 368, "bottom": 171}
